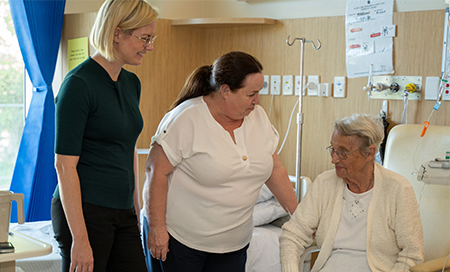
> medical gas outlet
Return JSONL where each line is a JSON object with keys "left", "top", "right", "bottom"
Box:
{"left": 368, "top": 76, "right": 422, "bottom": 100}
{"left": 441, "top": 80, "right": 450, "bottom": 101}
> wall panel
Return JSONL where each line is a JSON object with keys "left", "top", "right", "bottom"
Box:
{"left": 196, "top": 10, "right": 449, "bottom": 182}
{"left": 62, "top": 10, "right": 450, "bottom": 219}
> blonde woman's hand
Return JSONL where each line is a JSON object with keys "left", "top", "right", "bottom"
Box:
{"left": 70, "top": 238, "right": 94, "bottom": 272}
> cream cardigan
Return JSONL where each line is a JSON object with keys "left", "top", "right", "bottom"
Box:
{"left": 280, "top": 163, "right": 424, "bottom": 272}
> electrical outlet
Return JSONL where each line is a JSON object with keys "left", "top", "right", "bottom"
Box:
{"left": 270, "top": 75, "right": 281, "bottom": 95}
{"left": 282, "top": 75, "right": 293, "bottom": 95}
{"left": 295, "top": 75, "right": 306, "bottom": 96}
{"left": 260, "top": 75, "right": 269, "bottom": 95}
{"left": 333, "top": 76, "right": 346, "bottom": 98}
{"left": 307, "top": 75, "right": 319, "bottom": 96}
{"left": 319, "top": 83, "right": 331, "bottom": 97}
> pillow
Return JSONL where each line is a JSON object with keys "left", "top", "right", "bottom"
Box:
{"left": 256, "top": 184, "right": 273, "bottom": 204}
{"left": 253, "top": 197, "right": 288, "bottom": 226}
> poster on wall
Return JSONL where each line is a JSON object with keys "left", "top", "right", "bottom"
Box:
{"left": 345, "top": 0, "right": 394, "bottom": 78}
{"left": 68, "top": 37, "right": 89, "bottom": 71}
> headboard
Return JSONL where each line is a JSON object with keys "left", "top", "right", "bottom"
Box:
{"left": 383, "top": 124, "right": 450, "bottom": 262}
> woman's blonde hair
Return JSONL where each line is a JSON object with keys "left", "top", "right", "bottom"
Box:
{"left": 90, "top": 0, "right": 158, "bottom": 62}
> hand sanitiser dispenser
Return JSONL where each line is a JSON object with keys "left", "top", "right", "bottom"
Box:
{"left": 0, "top": 191, "right": 24, "bottom": 243}
{"left": 417, "top": 159, "right": 450, "bottom": 185}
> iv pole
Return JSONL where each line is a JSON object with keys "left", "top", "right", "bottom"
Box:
{"left": 286, "top": 36, "right": 321, "bottom": 202}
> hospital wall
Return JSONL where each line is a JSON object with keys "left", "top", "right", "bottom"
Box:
{"left": 62, "top": 9, "right": 450, "bottom": 259}
{"left": 121, "top": 10, "right": 447, "bottom": 183}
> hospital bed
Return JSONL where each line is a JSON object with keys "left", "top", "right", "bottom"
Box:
{"left": 246, "top": 178, "right": 312, "bottom": 272}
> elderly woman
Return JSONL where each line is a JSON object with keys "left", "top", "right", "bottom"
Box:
{"left": 279, "top": 114, "right": 424, "bottom": 272}
{"left": 142, "top": 51, "right": 298, "bottom": 272}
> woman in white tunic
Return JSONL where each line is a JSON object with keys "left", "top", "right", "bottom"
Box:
{"left": 279, "top": 114, "right": 424, "bottom": 272}
{"left": 142, "top": 51, "right": 298, "bottom": 272}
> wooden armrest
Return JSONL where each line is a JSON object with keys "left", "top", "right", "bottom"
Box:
{"left": 409, "top": 256, "right": 450, "bottom": 272}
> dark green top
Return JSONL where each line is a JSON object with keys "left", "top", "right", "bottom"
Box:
{"left": 53, "top": 57, "right": 143, "bottom": 209}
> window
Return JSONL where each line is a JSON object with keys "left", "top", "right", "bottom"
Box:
{"left": 0, "top": 0, "right": 25, "bottom": 188}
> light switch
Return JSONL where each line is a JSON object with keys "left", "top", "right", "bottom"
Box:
{"left": 424, "top": 77, "right": 440, "bottom": 101}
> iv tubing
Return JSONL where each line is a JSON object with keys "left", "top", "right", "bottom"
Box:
{"left": 278, "top": 99, "right": 299, "bottom": 155}
{"left": 442, "top": 253, "right": 450, "bottom": 272}
{"left": 420, "top": 72, "right": 448, "bottom": 137}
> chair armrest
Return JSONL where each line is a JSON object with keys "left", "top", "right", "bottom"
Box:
{"left": 299, "top": 243, "right": 320, "bottom": 272}
{"left": 409, "top": 255, "right": 450, "bottom": 272}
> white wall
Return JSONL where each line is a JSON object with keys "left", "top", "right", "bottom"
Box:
{"left": 65, "top": 0, "right": 448, "bottom": 19}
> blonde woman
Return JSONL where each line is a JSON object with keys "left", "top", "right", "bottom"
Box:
{"left": 51, "top": 1, "right": 158, "bottom": 271}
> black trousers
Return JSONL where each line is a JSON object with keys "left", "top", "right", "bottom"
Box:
{"left": 142, "top": 216, "right": 249, "bottom": 272}
{"left": 51, "top": 198, "right": 147, "bottom": 272}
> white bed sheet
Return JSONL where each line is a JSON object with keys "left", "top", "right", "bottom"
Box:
{"left": 246, "top": 223, "right": 311, "bottom": 272}
{"left": 246, "top": 224, "right": 283, "bottom": 272}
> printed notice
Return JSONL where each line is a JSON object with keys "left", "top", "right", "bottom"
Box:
{"left": 68, "top": 37, "right": 89, "bottom": 71}
{"left": 345, "top": 0, "right": 394, "bottom": 78}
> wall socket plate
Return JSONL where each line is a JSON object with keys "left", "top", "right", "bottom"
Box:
{"left": 307, "top": 75, "right": 319, "bottom": 96}
{"left": 333, "top": 76, "right": 346, "bottom": 98}
{"left": 424, "top": 77, "right": 439, "bottom": 100}
{"left": 270, "top": 75, "right": 281, "bottom": 95}
{"left": 260, "top": 75, "right": 269, "bottom": 95}
{"left": 318, "top": 83, "right": 331, "bottom": 97}
{"left": 295, "top": 75, "right": 306, "bottom": 96}
{"left": 282, "top": 75, "right": 293, "bottom": 95}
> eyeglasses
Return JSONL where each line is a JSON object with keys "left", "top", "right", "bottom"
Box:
{"left": 326, "top": 145, "right": 359, "bottom": 160}
{"left": 131, "top": 34, "right": 157, "bottom": 47}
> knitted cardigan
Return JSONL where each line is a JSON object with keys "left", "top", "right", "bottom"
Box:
{"left": 279, "top": 163, "right": 424, "bottom": 272}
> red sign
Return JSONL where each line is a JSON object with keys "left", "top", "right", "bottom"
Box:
{"left": 370, "top": 32, "right": 381, "bottom": 38}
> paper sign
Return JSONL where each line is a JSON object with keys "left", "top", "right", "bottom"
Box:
{"left": 345, "top": 0, "right": 394, "bottom": 78}
{"left": 68, "top": 37, "right": 89, "bottom": 71}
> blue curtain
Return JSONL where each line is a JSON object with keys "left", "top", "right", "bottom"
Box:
{"left": 9, "top": 0, "right": 66, "bottom": 222}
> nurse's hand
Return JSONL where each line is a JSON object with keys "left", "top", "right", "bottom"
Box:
{"left": 148, "top": 225, "right": 170, "bottom": 261}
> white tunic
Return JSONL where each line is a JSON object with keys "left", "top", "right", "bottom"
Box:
{"left": 151, "top": 96, "right": 279, "bottom": 253}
